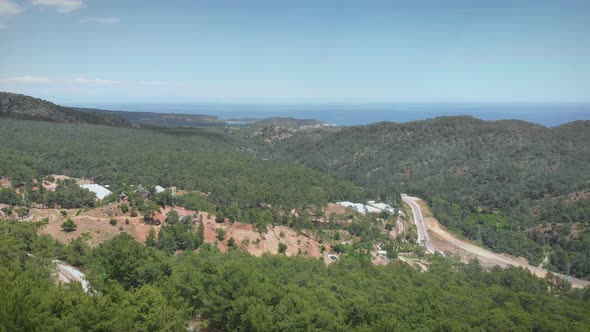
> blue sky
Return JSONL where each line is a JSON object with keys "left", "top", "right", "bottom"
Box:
{"left": 0, "top": 0, "right": 589, "bottom": 104}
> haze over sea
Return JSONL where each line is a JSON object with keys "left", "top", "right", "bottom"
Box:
{"left": 73, "top": 103, "right": 590, "bottom": 127}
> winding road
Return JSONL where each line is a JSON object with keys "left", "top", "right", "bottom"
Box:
{"left": 401, "top": 194, "right": 590, "bottom": 289}
{"left": 401, "top": 194, "right": 443, "bottom": 255}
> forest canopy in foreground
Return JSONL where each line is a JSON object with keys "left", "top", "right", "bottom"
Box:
{"left": 2, "top": 220, "right": 590, "bottom": 331}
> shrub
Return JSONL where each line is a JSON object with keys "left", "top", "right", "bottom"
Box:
{"left": 216, "top": 228, "right": 226, "bottom": 241}
{"left": 61, "top": 218, "right": 77, "bottom": 232}
{"left": 120, "top": 203, "right": 129, "bottom": 214}
{"left": 278, "top": 242, "right": 288, "bottom": 254}
{"left": 228, "top": 237, "right": 236, "bottom": 248}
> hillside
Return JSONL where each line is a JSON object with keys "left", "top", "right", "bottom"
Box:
{"left": 0, "top": 117, "right": 363, "bottom": 214}
{"left": 0, "top": 92, "right": 131, "bottom": 127}
{"left": 255, "top": 116, "right": 590, "bottom": 276}
{"left": 77, "top": 108, "right": 227, "bottom": 128}
{"left": 1, "top": 109, "right": 590, "bottom": 331}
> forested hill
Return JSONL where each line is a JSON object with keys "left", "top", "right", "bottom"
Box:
{"left": 259, "top": 116, "right": 590, "bottom": 276}
{"left": 0, "top": 92, "right": 131, "bottom": 127}
{"left": 262, "top": 115, "right": 590, "bottom": 203}
{"left": 76, "top": 108, "right": 227, "bottom": 128}
{"left": 552, "top": 120, "right": 590, "bottom": 144}
{"left": 0, "top": 118, "right": 363, "bottom": 212}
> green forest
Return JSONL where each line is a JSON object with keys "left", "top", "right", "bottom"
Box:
{"left": 2, "top": 114, "right": 590, "bottom": 330}
{"left": 2, "top": 220, "right": 590, "bottom": 331}
{"left": 258, "top": 117, "right": 590, "bottom": 278}
{"left": 0, "top": 118, "right": 363, "bottom": 213}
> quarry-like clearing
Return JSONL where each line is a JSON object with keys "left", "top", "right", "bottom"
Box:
{"left": 32, "top": 204, "right": 328, "bottom": 260}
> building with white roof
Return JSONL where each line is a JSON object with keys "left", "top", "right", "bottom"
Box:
{"left": 155, "top": 185, "right": 166, "bottom": 193}
{"left": 336, "top": 201, "right": 382, "bottom": 215}
{"left": 367, "top": 202, "right": 395, "bottom": 214}
{"left": 80, "top": 184, "right": 112, "bottom": 200}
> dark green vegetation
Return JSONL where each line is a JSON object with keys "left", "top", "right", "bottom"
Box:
{"left": 0, "top": 92, "right": 130, "bottom": 127}
{"left": 0, "top": 118, "right": 362, "bottom": 214}
{"left": 79, "top": 108, "right": 227, "bottom": 127}
{"left": 2, "top": 96, "right": 590, "bottom": 330}
{"left": 0, "top": 178, "right": 96, "bottom": 209}
{"left": 255, "top": 117, "right": 590, "bottom": 277}
{"left": 2, "top": 220, "right": 590, "bottom": 331}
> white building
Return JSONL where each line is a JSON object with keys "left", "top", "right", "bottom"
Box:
{"left": 336, "top": 201, "right": 381, "bottom": 215}
{"left": 80, "top": 184, "right": 112, "bottom": 200}
{"left": 367, "top": 201, "right": 396, "bottom": 214}
{"left": 155, "top": 185, "right": 166, "bottom": 193}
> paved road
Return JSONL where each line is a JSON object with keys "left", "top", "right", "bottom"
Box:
{"left": 402, "top": 195, "right": 590, "bottom": 289}
{"left": 401, "top": 194, "right": 442, "bottom": 255}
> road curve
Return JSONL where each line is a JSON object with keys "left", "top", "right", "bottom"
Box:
{"left": 401, "top": 194, "right": 442, "bottom": 255}
{"left": 401, "top": 195, "right": 590, "bottom": 289}
{"left": 53, "top": 260, "right": 90, "bottom": 292}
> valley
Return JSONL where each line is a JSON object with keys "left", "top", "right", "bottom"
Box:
{"left": 1, "top": 93, "right": 590, "bottom": 330}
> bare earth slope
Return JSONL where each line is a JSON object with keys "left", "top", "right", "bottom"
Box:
{"left": 407, "top": 196, "right": 590, "bottom": 288}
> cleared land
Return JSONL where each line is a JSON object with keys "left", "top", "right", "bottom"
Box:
{"left": 32, "top": 204, "right": 328, "bottom": 259}
{"left": 410, "top": 197, "right": 590, "bottom": 288}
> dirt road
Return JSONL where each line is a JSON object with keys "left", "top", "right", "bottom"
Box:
{"left": 406, "top": 196, "right": 590, "bottom": 289}
{"left": 53, "top": 260, "right": 90, "bottom": 292}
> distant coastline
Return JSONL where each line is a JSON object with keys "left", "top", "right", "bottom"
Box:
{"left": 67, "top": 102, "right": 590, "bottom": 127}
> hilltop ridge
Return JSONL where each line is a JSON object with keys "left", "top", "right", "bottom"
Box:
{"left": 0, "top": 92, "right": 132, "bottom": 127}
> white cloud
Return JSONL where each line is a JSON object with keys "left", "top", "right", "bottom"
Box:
{"left": 80, "top": 16, "right": 120, "bottom": 24}
{"left": 32, "top": 0, "right": 84, "bottom": 14}
{"left": 0, "top": 0, "right": 24, "bottom": 16}
{"left": 72, "top": 77, "right": 120, "bottom": 85}
{"left": 1, "top": 75, "right": 51, "bottom": 83}
{"left": 139, "top": 80, "right": 188, "bottom": 87}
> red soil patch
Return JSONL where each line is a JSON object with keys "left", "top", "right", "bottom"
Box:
{"left": 0, "top": 177, "right": 12, "bottom": 188}
{"left": 153, "top": 205, "right": 198, "bottom": 223}
{"left": 198, "top": 212, "right": 327, "bottom": 258}
{"left": 30, "top": 202, "right": 329, "bottom": 260}
{"left": 324, "top": 203, "right": 348, "bottom": 216}
{"left": 37, "top": 212, "right": 148, "bottom": 247}
{"left": 48, "top": 174, "right": 71, "bottom": 181}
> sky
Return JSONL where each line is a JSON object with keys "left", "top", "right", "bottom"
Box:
{"left": 0, "top": 0, "right": 589, "bottom": 104}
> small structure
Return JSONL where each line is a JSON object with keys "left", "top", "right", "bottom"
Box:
{"left": 364, "top": 205, "right": 382, "bottom": 214}
{"left": 155, "top": 185, "right": 166, "bottom": 194}
{"left": 80, "top": 184, "right": 112, "bottom": 200}
{"left": 337, "top": 201, "right": 366, "bottom": 214}
{"left": 367, "top": 201, "right": 396, "bottom": 214}
{"left": 377, "top": 250, "right": 387, "bottom": 256}
{"left": 135, "top": 185, "right": 151, "bottom": 199}
{"left": 336, "top": 201, "right": 381, "bottom": 215}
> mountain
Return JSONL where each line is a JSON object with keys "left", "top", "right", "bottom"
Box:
{"left": 260, "top": 115, "right": 589, "bottom": 203}
{"left": 0, "top": 92, "right": 131, "bottom": 127}
{"left": 254, "top": 116, "right": 590, "bottom": 275}
{"left": 230, "top": 117, "right": 335, "bottom": 144}
{"left": 77, "top": 108, "right": 227, "bottom": 127}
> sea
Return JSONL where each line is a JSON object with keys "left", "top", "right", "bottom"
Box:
{"left": 72, "top": 102, "right": 590, "bottom": 127}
